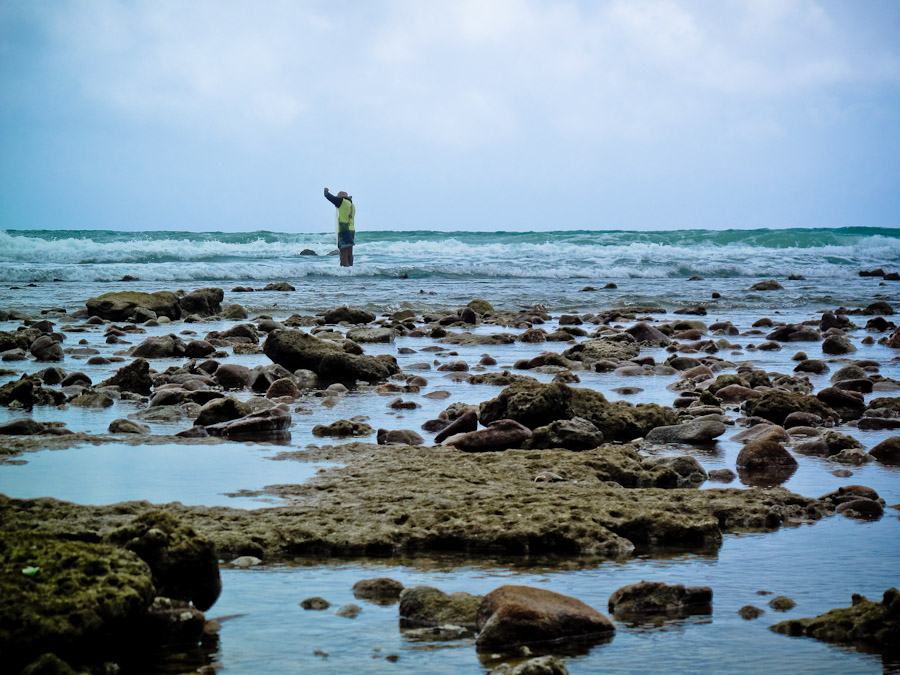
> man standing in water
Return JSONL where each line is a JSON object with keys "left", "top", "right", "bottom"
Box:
{"left": 324, "top": 188, "right": 355, "bottom": 267}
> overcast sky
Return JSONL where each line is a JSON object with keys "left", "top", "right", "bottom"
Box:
{"left": 1, "top": 0, "right": 899, "bottom": 232}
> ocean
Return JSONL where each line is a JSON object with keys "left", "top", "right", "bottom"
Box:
{"left": 2, "top": 227, "right": 899, "bottom": 318}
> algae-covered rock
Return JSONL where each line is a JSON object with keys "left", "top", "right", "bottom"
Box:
{"left": 132, "top": 334, "right": 186, "bottom": 359}
{"left": 263, "top": 329, "right": 399, "bottom": 383}
{"left": 353, "top": 577, "right": 404, "bottom": 605}
{"left": 99, "top": 358, "right": 153, "bottom": 395}
{"left": 607, "top": 580, "right": 712, "bottom": 619}
{"left": 103, "top": 511, "right": 221, "bottom": 611}
{"left": 527, "top": 417, "right": 604, "bottom": 450}
{"left": 178, "top": 287, "right": 223, "bottom": 317}
{"left": 742, "top": 391, "right": 836, "bottom": 425}
{"left": 86, "top": 291, "right": 181, "bottom": 321}
{"left": 770, "top": 588, "right": 900, "bottom": 653}
{"left": 323, "top": 306, "right": 376, "bottom": 324}
{"left": 0, "top": 376, "right": 67, "bottom": 408}
{"left": 0, "top": 532, "right": 155, "bottom": 669}
{"left": 467, "top": 299, "right": 494, "bottom": 315}
{"left": 312, "top": 419, "right": 374, "bottom": 438}
{"left": 399, "top": 586, "right": 482, "bottom": 629}
{"left": 0, "top": 442, "right": 829, "bottom": 562}
{"left": 479, "top": 381, "right": 676, "bottom": 442}
{"left": 562, "top": 338, "right": 640, "bottom": 365}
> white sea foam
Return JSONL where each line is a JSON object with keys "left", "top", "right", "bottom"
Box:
{"left": 1, "top": 229, "right": 898, "bottom": 283}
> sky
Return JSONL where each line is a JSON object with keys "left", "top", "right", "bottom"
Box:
{"left": 1, "top": 0, "right": 899, "bottom": 232}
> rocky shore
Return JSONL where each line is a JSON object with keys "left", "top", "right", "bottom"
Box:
{"left": 2, "top": 285, "right": 899, "bottom": 671}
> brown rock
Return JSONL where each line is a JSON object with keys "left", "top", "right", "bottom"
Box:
{"left": 442, "top": 419, "right": 533, "bottom": 452}
{"left": 476, "top": 585, "right": 614, "bottom": 650}
{"left": 608, "top": 580, "right": 712, "bottom": 618}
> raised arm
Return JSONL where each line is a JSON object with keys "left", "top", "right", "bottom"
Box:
{"left": 323, "top": 188, "right": 342, "bottom": 207}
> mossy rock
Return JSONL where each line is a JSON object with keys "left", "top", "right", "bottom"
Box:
{"left": 770, "top": 588, "right": 900, "bottom": 653}
{"left": 103, "top": 511, "right": 221, "bottom": 611}
{"left": 742, "top": 390, "right": 836, "bottom": 425}
{"left": 312, "top": 420, "right": 375, "bottom": 438}
{"left": 479, "top": 381, "right": 677, "bottom": 442}
{"left": 467, "top": 299, "right": 494, "bottom": 315}
{"left": 0, "top": 532, "right": 154, "bottom": 669}
{"left": 85, "top": 291, "right": 181, "bottom": 321}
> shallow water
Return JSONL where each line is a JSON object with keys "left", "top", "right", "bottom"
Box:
{"left": 206, "top": 513, "right": 899, "bottom": 674}
{"left": 2, "top": 230, "right": 900, "bottom": 672}
{"left": 0, "top": 442, "right": 333, "bottom": 509}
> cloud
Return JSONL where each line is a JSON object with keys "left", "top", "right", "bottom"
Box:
{"left": 7, "top": 0, "right": 900, "bottom": 148}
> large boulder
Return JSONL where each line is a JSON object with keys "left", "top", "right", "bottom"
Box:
{"left": 770, "top": 588, "right": 899, "bottom": 654}
{"left": 100, "top": 358, "right": 153, "bottom": 395}
{"left": 607, "top": 581, "right": 712, "bottom": 618}
{"left": 263, "top": 329, "right": 400, "bottom": 383}
{"left": 0, "top": 532, "right": 155, "bottom": 671}
{"left": 742, "top": 391, "right": 836, "bottom": 425}
{"left": 479, "top": 381, "right": 677, "bottom": 442}
{"left": 399, "top": 586, "right": 482, "bottom": 629}
{"left": 103, "top": 511, "right": 221, "bottom": 611}
{"left": 475, "top": 585, "right": 615, "bottom": 650}
{"left": 86, "top": 291, "right": 181, "bottom": 321}
{"left": 179, "top": 287, "right": 223, "bottom": 317}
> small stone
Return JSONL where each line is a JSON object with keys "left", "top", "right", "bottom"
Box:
{"left": 768, "top": 596, "right": 796, "bottom": 611}
{"left": 336, "top": 603, "right": 362, "bottom": 618}
{"left": 300, "top": 597, "right": 330, "bottom": 610}
{"left": 738, "top": 605, "right": 764, "bottom": 620}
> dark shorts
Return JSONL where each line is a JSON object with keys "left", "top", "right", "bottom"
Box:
{"left": 338, "top": 227, "right": 355, "bottom": 249}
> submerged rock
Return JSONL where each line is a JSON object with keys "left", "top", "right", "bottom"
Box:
{"left": 476, "top": 585, "right": 614, "bottom": 650}
{"left": 353, "top": 577, "right": 404, "bottom": 605}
